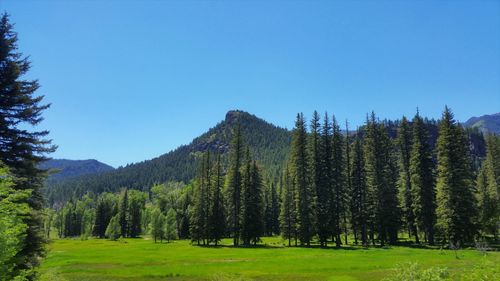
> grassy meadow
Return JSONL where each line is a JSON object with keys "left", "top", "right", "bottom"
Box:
{"left": 39, "top": 237, "right": 499, "bottom": 281}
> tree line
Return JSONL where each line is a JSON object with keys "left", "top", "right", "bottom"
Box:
{"left": 50, "top": 108, "right": 499, "bottom": 250}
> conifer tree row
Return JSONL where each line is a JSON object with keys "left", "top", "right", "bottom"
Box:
{"left": 46, "top": 107, "right": 495, "bottom": 249}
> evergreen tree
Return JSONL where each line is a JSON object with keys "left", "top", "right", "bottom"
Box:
{"left": 396, "top": 117, "right": 418, "bottom": 243}
{"left": 165, "top": 208, "right": 178, "bottom": 242}
{"left": 350, "top": 137, "right": 368, "bottom": 246}
{"left": 240, "top": 149, "right": 264, "bottom": 245}
{"left": 331, "top": 115, "right": 346, "bottom": 247}
{"left": 190, "top": 153, "right": 210, "bottom": 245}
{"left": 93, "top": 193, "right": 117, "bottom": 238}
{"left": 344, "top": 120, "right": 352, "bottom": 245}
{"left": 105, "top": 215, "right": 121, "bottom": 241}
{"left": 119, "top": 189, "right": 129, "bottom": 238}
{"left": 0, "top": 13, "right": 56, "bottom": 275}
{"left": 291, "top": 113, "right": 315, "bottom": 246}
{"left": 476, "top": 134, "right": 499, "bottom": 239}
{"left": 279, "top": 165, "right": 297, "bottom": 246}
{"left": 316, "top": 112, "right": 333, "bottom": 246}
{"left": 436, "top": 107, "right": 478, "bottom": 245}
{"left": 364, "top": 113, "right": 400, "bottom": 245}
{"left": 128, "top": 190, "right": 146, "bottom": 238}
{"left": 208, "top": 154, "right": 225, "bottom": 245}
{"left": 225, "top": 124, "right": 244, "bottom": 246}
{"left": 410, "top": 112, "right": 436, "bottom": 245}
{"left": 269, "top": 182, "right": 280, "bottom": 235}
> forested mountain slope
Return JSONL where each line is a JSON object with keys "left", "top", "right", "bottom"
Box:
{"left": 464, "top": 112, "right": 500, "bottom": 134}
{"left": 45, "top": 110, "right": 292, "bottom": 204}
{"left": 40, "top": 159, "right": 114, "bottom": 182}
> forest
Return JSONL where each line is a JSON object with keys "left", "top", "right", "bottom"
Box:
{"left": 46, "top": 109, "right": 500, "bottom": 249}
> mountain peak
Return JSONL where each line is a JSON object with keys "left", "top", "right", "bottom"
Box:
{"left": 225, "top": 110, "right": 253, "bottom": 122}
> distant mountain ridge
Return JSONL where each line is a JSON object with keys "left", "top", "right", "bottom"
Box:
{"left": 40, "top": 159, "right": 114, "bottom": 182}
{"left": 45, "top": 110, "right": 292, "bottom": 204}
{"left": 464, "top": 113, "right": 500, "bottom": 134}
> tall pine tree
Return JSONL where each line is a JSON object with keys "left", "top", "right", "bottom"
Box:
{"left": 436, "top": 107, "right": 477, "bottom": 245}
{"left": 396, "top": 117, "right": 418, "bottom": 243}
{"left": 208, "top": 154, "right": 225, "bottom": 245}
{"left": 350, "top": 136, "right": 368, "bottom": 246}
{"left": 410, "top": 112, "right": 436, "bottom": 245}
{"left": 316, "top": 112, "right": 333, "bottom": 247}
{"left": 279, "top": 165, "right": 297, "bottom": 246}
{"left": 0, "top": 13, "right": 56, "bottom": 276}
{"left": 291, "top": 113, "right": 315, "bottom": 246}
{"left": 225, "top": 125, "right": 244, "bottom": 246}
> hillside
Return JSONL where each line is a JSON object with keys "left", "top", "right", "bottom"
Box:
{"left": 45, "top": 110, "right": 292, "bottom": 204}
{"left": 464, "top": 112, "right": 500, "bottom": 134}
{"left": 40, "top": 159, "right": 114, "bottom": 182}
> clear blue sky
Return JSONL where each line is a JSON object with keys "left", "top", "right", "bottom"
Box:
{"left": 2, "top": 0, "right": 499, "bottom": 167}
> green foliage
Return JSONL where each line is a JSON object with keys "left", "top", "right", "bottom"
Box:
{"left": 436, "top": 107, "right": 478, "bottom": 245}
{"left": 164, "top": 208, "right": 178, "bottom": 242}
{"left": 225, "top": 124, "right": 244, "bottom": 246}
{"left": 279, "top": 165, "right": 297, "bottom": 246}
{"left": 350, "top": 137, "right": 368, "bottom": 246}
{"left": 0, "top": 164, "right": 30, "bottom": 281}
{"left": 240, "top": 153, "right": 265, "bottom": 246}
{"left": 290, "top": 113, "right": 315, "bottom": 246}
{"left": 0, "top": 13, "right": 56, "bottom": 276}
{"left": 208, "top": 154, "right": 225, "bottom": 245}
{"left": 397, "top": 117, "right": 418, "bottom": 242}
{"left": 105, "top": 215, "right": 121, "bottom": 241}
{"left": 476, "top": 134, "right": 500, "bottom": 239}
{"left": 364, "top": 112, "right": 400, "bottom": 245}
{"left": 382, "top": 262, "right": 451, "bottom": 281}
{"left": 383, "top": 260, "right": 500, "bottom": 281}
{"left": 150, "top": 207, "right": 165, "bottom": 243}
{"left": 410, "top": 112, "right": 437, "bottom": 245}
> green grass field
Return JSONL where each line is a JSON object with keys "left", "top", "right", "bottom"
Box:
{"left": 40, "top": 237, "right": 499, "bottom": 281}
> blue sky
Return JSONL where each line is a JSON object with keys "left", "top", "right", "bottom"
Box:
{"left": 2, "top": 0, "right": 499, "bottom": 167}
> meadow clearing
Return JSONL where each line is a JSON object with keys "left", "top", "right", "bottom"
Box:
{"left": 39, "top": 237, "right": 500, "bottom": 281}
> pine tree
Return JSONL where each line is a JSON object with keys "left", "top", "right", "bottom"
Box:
{"left": 410, "top": 112, "right": 436, "bottom": 245}
{"left": 0, "top": 13, "right": 56, "bottom": 275}
{"left": 331, "top": 115, "right": 346, "bottom": 247}
{"left": 190, "top": 153, "right": 210, "bottom": 245}
{"left": 364, "top": 113, "right": 400, "bottom": 245}
{"left": 312, "top": 111, "right": 329, "bottom": 246}
{"left": 93, "top": 193, "right": 116, "bottom": 238}
{"left": 280, "top": 165, "right": 297, "bottom": 246}
{"left": 119, "top": 189, "right": 129, "bottom": 238}
{"left": 350, "top": 136, "right": 368, "bottom": 246}
{"left": 344, "top": 120, "right": 352, "bottom": 245}
{"left": 269, "top": 182, "right": 280, "bottom": 235}
{"left": 476, "top": 134, "right": 499, "bottom": 239}
{"left": 291, "top": 113, "right": 315, "bottom": 246}
{"left": 397, "top": 117, "right": 418, "bottom": 243}
{"left": 240, "top": 149, "right": 264, "bottom": 245}
{"left": 208, "top": 154, "right": 225, "bottom": 245}
{"left": 225, "top": 124, "right": 244, "bottom": 246}
{"left": 436, "top": 107, "right": 478, "bottom": 245}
